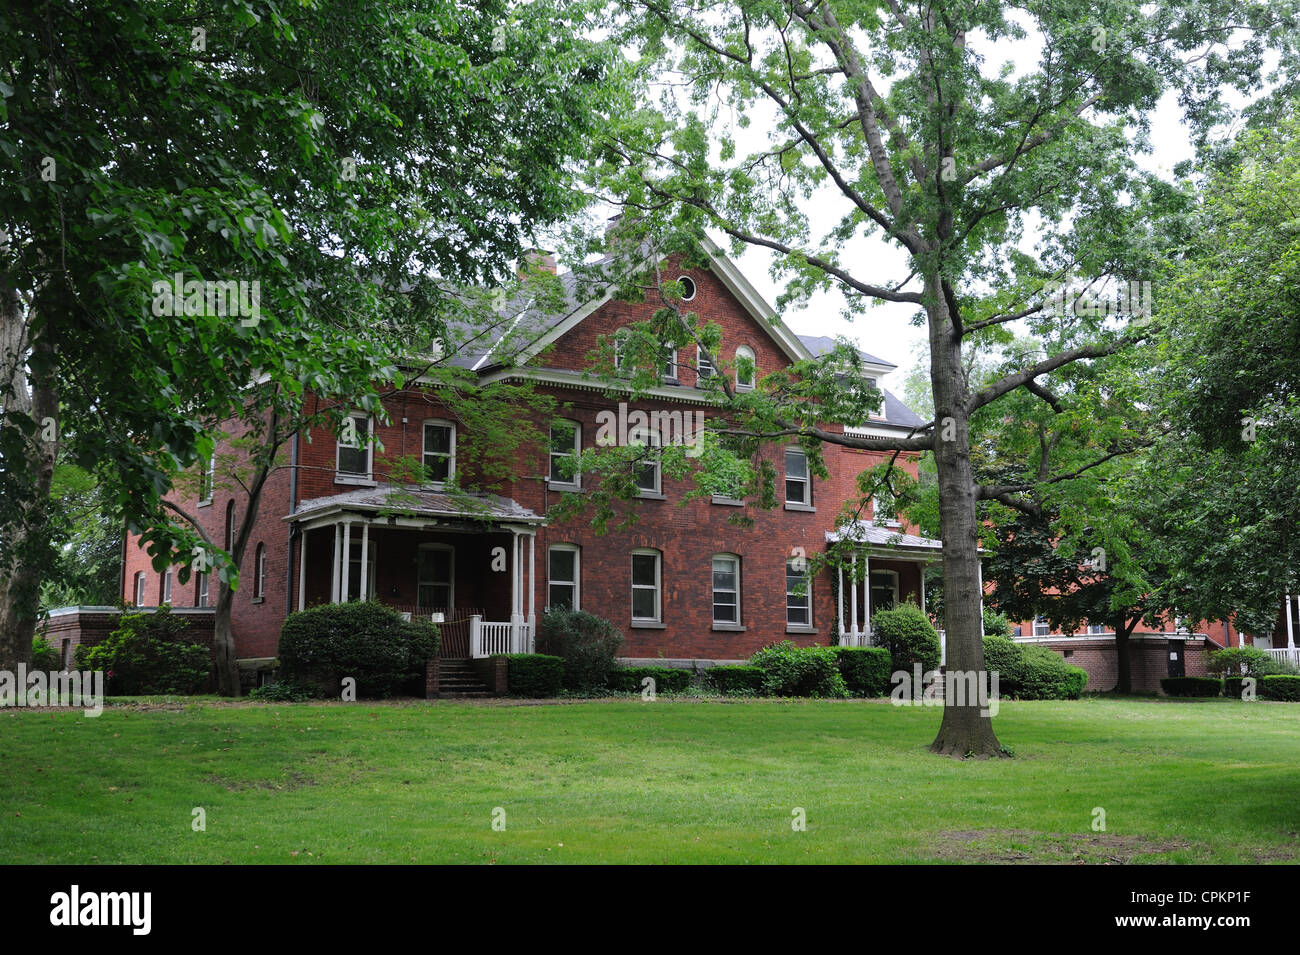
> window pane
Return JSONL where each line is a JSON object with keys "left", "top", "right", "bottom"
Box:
{"left": 632, "top": 588, "right": 656, "bottom": 618}
{"left": 786, "top": 477, "right": 806, "bottom": 503}
{"left": 549, "top": 549, "right": 575, "bottom": 582}
{"left": 785, "top": 450, "right": 806, "bottom": 478}
{"left": 636, "top": 461, "right": 658, "bottom": 491}
{"left": 632, "top": 554, "right": 657, "bottom": 586}
{"left": 549, "top": 583, "right": 574, "bottom": 611}
{"left": 424, "top": 423, "right": 451, "bottom": 455}
{"left": 712, "top": 558, "right": 736, "bottom": 591}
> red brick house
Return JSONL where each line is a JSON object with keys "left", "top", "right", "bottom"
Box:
{"left": 114, "top": 238, "right": 939, "bottom": 681}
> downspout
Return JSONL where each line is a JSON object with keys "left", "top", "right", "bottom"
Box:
{"left": 286, "top": 430, "right": 299, "bottom": 617}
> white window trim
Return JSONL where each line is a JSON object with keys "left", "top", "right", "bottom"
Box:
{"left": 1034, "top": 615, "right": 1050, "bottom": 637}
{"left": 547, "top": 544, "right": 581, "bottom": 611}
{"left": 548, "top": 419, "right": 582, "bottom": 488}
{"left": 417, "top": 543, "right": 455, "bottom": 613}
{"left": 422, "top": 418, "right": 457, "bottom": 487}
{"left": 697, "top": 347, "right": 715, "bottom": 384}
{"left": 134, "top": 572, "right": 146, "bottom": 607}
{"left": 631, "top": 549, "right": 662, "bottom": 622}
{"left": 344, "top": 539, "right": 377, "bottom": 601}
{"left": 677, "top": 275, "right": 697, "bottom": 301}
{"left": 196, "top": 571, "right": 209, "bottom": 608}
{"left": 633, "top": 430, "right": 662, "bottom": 497}
{"left": 784, "top": 447, "right": 810, "bottom": 506}
{"left": 198, "top": 452, "right": 215, "bottom": 505}
{"left": 712, "top": 554, "right": 741, "bottom": 626}
{"left": 735, "top": 345, "right": 756, "bottom": 391}
{"left": 872, "top": 494, "right": 901, "bottom": 527}
{"left": 336, "top": 413, "right": 375, "bottom": 484}
{"left": 662, "top": 346, "right": 678, "bottom": 381}
{"left": 225, "top": 501, "right": 237, "bottom": 551}
{"left": 255, "top": 544, "right": 267, "bottom": 598}
{"left": 786, "top": 559, "right": 812, "bottom": 627}
{"left": 161, "top": 569, "right": 173, "bottom": 605}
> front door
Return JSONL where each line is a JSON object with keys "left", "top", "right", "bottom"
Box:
{"left": 417, "top": 544, "right": 454, "bottom": 613}
{"left": 1167, "top": 640, "right": 1185, "bottom": 678}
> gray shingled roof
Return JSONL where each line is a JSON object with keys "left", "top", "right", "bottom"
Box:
{"left": 796, "top": 333, "right": 894, "bottom": 368}
{"left": 826, "top": 521, "right": 946, "bottom": 551}
{"left": 288, "top": 485, "right": 543, "bottom": 524}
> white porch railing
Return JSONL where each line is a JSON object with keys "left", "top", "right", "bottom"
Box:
{"left": 842, "top": 628, "right": 947, "bottom": 666}
{"left": 469, "top": 614, "right": 535, "bottom": 658}
{"left": 1265, "top": 647, "right": 1300, "bottom": 668}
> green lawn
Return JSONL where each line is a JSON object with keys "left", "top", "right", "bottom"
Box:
{"left": 2, "top": 695, "right": 1297, "bottom": 864}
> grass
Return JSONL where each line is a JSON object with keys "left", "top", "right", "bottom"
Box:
{"left": 2, "top": 695, "right": 1298, "bottom": 864}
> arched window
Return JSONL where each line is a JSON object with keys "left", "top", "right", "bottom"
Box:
{"left": 735, "top": 345, "right": 756, "bottom": 390}
{"left": 225, "top": 500, "right": 236, "bottom": 550}
{"left": 254, "top": 543, "right": 266, "bottom": 598}
{"left": 712, "top": 554, "right": 741, "bottom": 625}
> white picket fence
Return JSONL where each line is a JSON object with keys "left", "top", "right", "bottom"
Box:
{"left": 1265, "top": 647, "right": 1300, "bottom": 668}
{"left": 469, "top": 614, "right": 534, "bottom": 658}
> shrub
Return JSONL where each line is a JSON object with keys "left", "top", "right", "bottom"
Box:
{"left": 1260, "top": 674, "right": 1300, "bottom": 701}
{"left": 536, "top": 610, "right": 624, "bottom": 692}
{"left": 1017, "top": 644, "right": 1089, "bottom": 700}
{"left": 1207, "top": 646, "right": 1281, "bottom": 678}
{"left": 248, "top": 680, "right": 317, "bottom": 702}
{"left": 982, "top": 635, "right": 1024, "bottom": 694}
{"left": 278, "top": 601, "right": 438, "bottom": 698}
{"left": 749, "top": 641, "right": 849, "bottom": 698}
{"left": 871, "top": 604, "right": 941, "bottom": 675}
{"left": 706, "top": 665, "right": 765, "bottom": 695}
{"left": 74, "top": 607, "right": 212, "bottom": 695}
{"left": 982, "top": 608, "right": 1012, "bottom": 638}
{"left": 607, "top": 666, "right": 691, "bottom": 693}
{"left": 1160, "top": 676, "right": 1223, "bottom": 697}
{"left": 830, "top": 646, "right": 891, "bottom": 696}
{"left": 502, "top": 653, "right": 564, "bottom": 697}
{"left": 31, "top": 635, "right": 61, "bottom": 671}
{"left": 1223, "top": 676, "right": 1248, "bottom": 699}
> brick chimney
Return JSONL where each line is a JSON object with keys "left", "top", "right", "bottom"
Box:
{"left": 519, "top": 249, "right": 557, "bottom": 279}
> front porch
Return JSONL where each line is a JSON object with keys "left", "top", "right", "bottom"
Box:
{"left": 286, "top": 486, "right": 544, "bottom": 658}
{"left": 826, "top": 522, "right": 954, "bottom": 662}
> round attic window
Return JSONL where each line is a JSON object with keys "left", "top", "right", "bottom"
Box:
{"left": 677, "top": 276, "right": 697, "bottom": 301}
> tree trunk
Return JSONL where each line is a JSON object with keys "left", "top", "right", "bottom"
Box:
{"left": 0, "top": 289, "right": 59, "bottom": 672}
{"left": 213, "top": 584, "right": 239, "bottom": 696}
{"left": 1114, "top": 616, "right": 1135, "bottom": 694}
{"left": 926, "top": 282, "right": 1005, "bottom": 758}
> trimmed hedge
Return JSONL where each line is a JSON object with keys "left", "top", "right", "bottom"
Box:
{"left": 1017, "top": 644, "right": 1088, "bottom": 699}
{"left": 536, "top": 610, "right": 624, "bottom": 692}
{"left": 278, "top": 601, "right": 438, "bottom": 698}
{"left": 830, "top": 646, "right": 891, "bottom": 696}
{"left": 982, "top": 636, "right": 1024, "bottom": 694}
{"left": 1160, "top": 676, "right": 1222, "bottom": 697}
{"left": 871, "top": 604, "right": 941, "bottom": 675}
{"left": 1223, "top": 676, "right": 1248, "bottom": 699}
{"left": 706, "top": 665, "right": 765, "bottom": 695}
{"left": 503, "top": 653, "right": 564, "bottom": 697}
{"left": 607, "top": 666, "right": 692, "bottom": 693}
{"left": 750, "top": 641, "right": 849, "bottom": 698}
{"left": 1260, "top": 674, "right": 1300, "bottom": 701}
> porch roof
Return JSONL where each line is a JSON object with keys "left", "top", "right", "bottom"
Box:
{"left": 825, "top": 521, "right": 946, "bottom": 555}
{"left": 286, "top": 484, "right": 544, "bottom": 526}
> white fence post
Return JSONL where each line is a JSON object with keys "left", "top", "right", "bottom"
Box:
{"left": 470, "top": 615, "right": 483, "bottom": 659}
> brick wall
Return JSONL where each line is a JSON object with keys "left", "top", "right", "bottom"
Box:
{"left": 1019, "top": 635, "right": 1209, "bottom": 693}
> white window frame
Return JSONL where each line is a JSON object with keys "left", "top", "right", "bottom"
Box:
{"left": 735, "top": 345, "right": 756, "bottom": 391}
{"left": 1034, "top": 615, "right": 1050, "bottom": 637}
{"left": 661, "top": 346, "right": 678, "bottom": 381}
{"left": 676, "top": 275, "right": 697, "bottom": 301}
{"left": 696, "top": 346, "right": 716, "bottom": 385}
{"left": 417, "top": 543, "right": 455, "bottom": 613}
{"left": 631, "top": 549, "right": 662, "bottom": 622}
{"left": 633, "top": 429, "right": 662, "bottom": 496}
{"left": 199, "top": 452, "right": 215, "bottom": 505}
{"left": 134, "top": 572, "right": 146, "bottom": 607}
{"left": 872, "top": 494, "right": 901, "bottom": 527}
{"left": 786, "top": 559, "right": 812, "bottom": 627}
{"left": 254, "top": 544, "right": 266, "bottom": 598}
{"left": 1087, "top": 623, "right": 1107, "bottom": 635}
{"left": 547, "top": 544, "right": 581, "bottom": 611}
{"left": 784, "top": 447, "right": 810, "bottom": 506}
{"left": 613, "top": 328, "right": 629, "bottom": 373}
{"left": 548, "top": 419, "right": 582, "bottom": 487}
{"left": 336, "top": 413, "right": 374, "bottom": 484}
{"left": 161, "top": 569, "right": 173, "bottom": 605}
{"left": 712, "top": 554, "right": 741, "bottom": 625}
{"left": 196, "top": 571, "right": 209, "bottom": 608}
{"left": 225, "top": 500, "right": 236, "bottom": 551}
{"left": 422, "top": 418, "right": 456, "bottom": 486}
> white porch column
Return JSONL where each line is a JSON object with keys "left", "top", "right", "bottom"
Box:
{"left": 341, "top": 520, "right": 352, "bottom": 601}
{"left": 849, "top": 552, "right": 859, "bottom": 645}
{"left": 1287, "top": 594, "right": 1296, "bottom": 650}
{"left": 527, "top": 532, "right": 536, "bottom": 625}
{"left": 359, "top": 521, "right": 370, "bottom": 600}
{"left": 918, "top": 561, "right": 926, "bottom": 614}
{"left": 837, "top": 561, "right": 845, "bottom": 643}
{"left": 331, "top": 523, "right": 341, "bottom": 603}
{"left": 297, "top": 529, "right": 307, "bottom": 611}
{"left": 863, "top": 553, "right": 872, "bottom": 645}
{"left": 509, "top": 530, "right": 521, "bottom": 618}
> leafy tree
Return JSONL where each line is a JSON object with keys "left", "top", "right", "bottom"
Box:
{"left": 586, "top": 0, "right": 1298, "bottom": 754}
{"left": 0, "top": 0, "right": 615, "bottom": 680}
